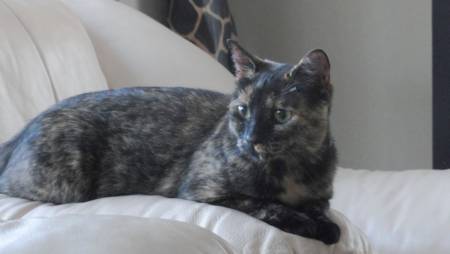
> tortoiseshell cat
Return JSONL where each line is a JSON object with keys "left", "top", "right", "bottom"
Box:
{"left": 0, "top": 41, "right": 339, "bottom": 244}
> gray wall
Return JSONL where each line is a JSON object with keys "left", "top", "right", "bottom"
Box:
{"left": 229, "top": 0, "right": 432, "bottom": 170}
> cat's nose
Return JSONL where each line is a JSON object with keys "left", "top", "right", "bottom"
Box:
{"left": 240, "top": 139, "right": 265, "bottom": 161}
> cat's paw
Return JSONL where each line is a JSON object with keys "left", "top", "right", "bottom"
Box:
{"left": 316, "top": 220, "right": 341, "bottom": 245}
{"left": 280, "top": 212, "right": 341, "bottom": 245}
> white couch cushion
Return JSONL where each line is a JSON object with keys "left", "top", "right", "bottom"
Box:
{"left": 0, "top": 0, "right": 108, "bottom": 142}
{"left": 332, "top": 168, "right": 450, "bottom": 254}
{"left": 0, "top": 194, "right": 372, "bottom": 254}
{"left": 62, "top": 0, "right": 235, "bottom": 93}
{"left": 0, "top": 215, "right": 237, "bottom": 254}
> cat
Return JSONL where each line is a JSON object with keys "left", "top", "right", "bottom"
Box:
{"left": 0, "top": 40, "right": 339, "bottom": 244}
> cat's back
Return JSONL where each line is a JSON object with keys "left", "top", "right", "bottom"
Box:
{"left": 34, "top": 86, "right": 230, "bottom": 145}
{"left": 56, "top": 86, "right": 230, "bottom": 117}
{"left": 0, "top": 87, "right": 230, "bottom": 202}
{"left": 8, "top": 86, "right": 231, "bottom": 172}
{"left": 37, "top": 86, "right": 229, "bottom": 128}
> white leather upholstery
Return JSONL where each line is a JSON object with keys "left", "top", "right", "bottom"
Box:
{"left": 0, "top": 215, "right": 237, "bottom": 254}
{"left": 62, "top": 0, "right": 235, "bottom": 93}
{"left": 332, "top": 168, "right": 450, "bottom": 254}
{"left": 0, "top": 0, "right": 108, "bottom": 142}
{"left": 0, "top": 194, "right": 372, "bottom": 254}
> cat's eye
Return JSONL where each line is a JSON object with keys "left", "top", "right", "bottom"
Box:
{"left": 274, "top": 109, "right": 292, "bottom": 124}
{"left": 237, "top": 105, "right": 247, "bottom": 118}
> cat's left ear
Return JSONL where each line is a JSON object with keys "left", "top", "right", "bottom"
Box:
{"left": 288, "top": 49, "right": 331, "bottom": 87}
{"left": 227, "top": 39, "right": 264, "bottom": 80}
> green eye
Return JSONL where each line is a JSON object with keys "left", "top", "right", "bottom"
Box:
{"left": 237, "top": 105, "right": 247, "bottom": 118}
{"left": 274, "top": 109, "right": 292, "bottom": 124}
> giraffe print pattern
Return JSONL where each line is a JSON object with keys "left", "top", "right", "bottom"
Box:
{"left": 168, "top": 0, "right": 238, "bottom": 72}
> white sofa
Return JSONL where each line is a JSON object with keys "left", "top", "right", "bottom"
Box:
{"left": 0, "top": 0, "right": 448, "bottom": 253}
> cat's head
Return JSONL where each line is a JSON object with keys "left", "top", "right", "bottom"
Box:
{"left": 227, "top": 40, "right": 333, "bottom": 162}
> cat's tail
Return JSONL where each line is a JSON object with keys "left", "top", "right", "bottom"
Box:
{"left": 0, "top": 140, "right": 15, "bottom": 176}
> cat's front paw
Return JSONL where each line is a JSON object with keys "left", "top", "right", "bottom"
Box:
{"left": 315, "top": 220, "right": 340, "bottom": 245}
{"left": 281, "top": 213, "right": 341, "bottom": 245}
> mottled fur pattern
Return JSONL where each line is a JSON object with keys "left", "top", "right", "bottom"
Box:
{"left": 0, "top": 41, "right": 340, "bottom": 244}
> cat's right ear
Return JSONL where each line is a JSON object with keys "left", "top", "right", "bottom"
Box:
{"left": 227, "top": 39, "right": 263, "bottom": 80}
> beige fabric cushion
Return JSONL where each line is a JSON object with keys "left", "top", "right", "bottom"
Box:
{"left": 0, "top": 0, "right": 108, "bottom": 142}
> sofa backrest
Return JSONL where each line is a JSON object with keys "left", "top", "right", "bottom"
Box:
{"left": 62, "top": 0, "right": 235, "bottom": 93}
{"left": 0, "top": 0, "right": 108, "bottom": 142}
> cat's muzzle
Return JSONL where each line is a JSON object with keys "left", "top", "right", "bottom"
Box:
{"left": 238, "top": 139, "right": 267, "bottom": 162}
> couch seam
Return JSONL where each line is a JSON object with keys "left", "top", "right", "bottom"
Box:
{"left": 1, "top": 0, "right": 59, "bottom": 102}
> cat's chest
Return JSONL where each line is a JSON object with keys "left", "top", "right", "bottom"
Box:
{"left": 277, "top": 175, "right": 311, "bottom": 206}
{"left": 266, "top": 160, "right": 311, "bottom": 205}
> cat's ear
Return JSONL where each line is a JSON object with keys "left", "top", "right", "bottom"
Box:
{"left": 227, "top": 39, "right": 264, "bottom": 80}
{"left": 288, "top": 49, "right": 331, "bottom": 87}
